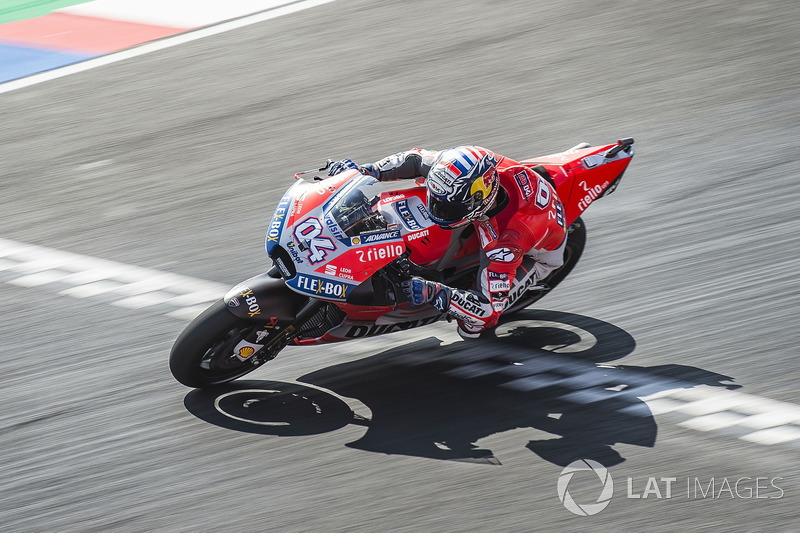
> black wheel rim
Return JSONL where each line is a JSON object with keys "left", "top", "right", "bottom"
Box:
{"left": 197, "top": 324, "right": 261, "bottom": 384}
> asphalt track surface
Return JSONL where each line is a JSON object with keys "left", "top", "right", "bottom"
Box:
{"left": 1, "top": 0, "right": 799, "bottom": 531}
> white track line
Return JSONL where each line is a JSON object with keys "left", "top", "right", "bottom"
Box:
{"left": 58, "top": 0, "right": 303, "bottom": 29}
{"left": 4, "top": 235, "right": 800, "bottom": 448}
{"left": 0, "top": 0, "right": 339, "bottom": 95}
{"left": 388, "top": 333, "right": 800, "bottom": 449}
{"left": 0, "top": 237, "right": 229, "bottom": 320}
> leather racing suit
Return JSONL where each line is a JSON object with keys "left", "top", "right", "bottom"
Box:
{"left": 361, "top": 148, "right": 568, "bottom": 336}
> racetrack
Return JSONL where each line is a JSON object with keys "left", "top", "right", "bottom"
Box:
{"left": 2, "top": 0, "right": 799, "bottom": 530}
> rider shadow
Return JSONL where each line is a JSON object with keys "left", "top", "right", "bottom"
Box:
{"left": 183, "top": 310, "right": 740, "bottom": 467}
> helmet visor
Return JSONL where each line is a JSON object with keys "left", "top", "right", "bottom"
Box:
{"left": 427, "top": 192, "right": 479, "bottom": 227}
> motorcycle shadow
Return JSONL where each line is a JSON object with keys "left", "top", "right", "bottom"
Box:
{"left": 183, "top": 310, "right": 740, "bottom": 467}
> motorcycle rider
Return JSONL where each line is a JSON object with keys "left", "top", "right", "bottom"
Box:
{"left": 328, "top": 146, "right": 567, "bottom": 339}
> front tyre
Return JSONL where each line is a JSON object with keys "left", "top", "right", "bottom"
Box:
{"left": 170, "top": 299, "right": 275, "bottom": 388}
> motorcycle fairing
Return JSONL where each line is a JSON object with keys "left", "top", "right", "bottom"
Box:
{"left": 378, "top": 188, "right": 452, "bottom": 266}
{"left": 267, "top": 172, "right": 456, "bottom": 302}
{"left": 520, "top": 139, "right": 634, "bottom": 225}
{"left": 294, "top": 305, "right": 448, "bottom": 344}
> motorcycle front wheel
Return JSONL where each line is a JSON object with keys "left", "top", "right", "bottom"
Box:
{"left": 169, "top": 300, "right": 282, "bottom": 388}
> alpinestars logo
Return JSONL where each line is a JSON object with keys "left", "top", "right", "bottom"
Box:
{"left": 486, "top": 247, "right": 515, "bottom": 262}
{"left": 557, "top": 460, "right": 614, "bottom": 516}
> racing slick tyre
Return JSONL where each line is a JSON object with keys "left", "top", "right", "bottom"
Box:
{"left": 170, "top": 299, "right": 280, "bottom": 388}
{"left": 504, "top": 216, "right": 587, "bottom": 314}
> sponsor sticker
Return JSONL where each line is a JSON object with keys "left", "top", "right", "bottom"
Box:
{"left": 286, "top": 241, "right": 305, "bottom": 264}
{"left": 406, "top": 229, "right": 430, "bottom": 242}
{"left": 239, "top": 287, "right": 262, "bottom": 318}
{"left": 266, "top": 195, "right": 292, "bottom": 252}
{"left": 324, "top": 215, "right": 348, "bottom": 241}
{"left": 356, "top": 229, "right": 401, "bottom": 244}
{"left": 290, "top": 274, "right": 353, "bottom": 300}
{"left": 451, "top": 291, "right": 485, "bottom": 316}
{"left": 514, "top": 171, "right": 534, "bottom": 200}
{"left": 486, "top": 248, "right": 516, "bottom": 262}
{"left": 318, "top": 263, "right": 355, "bottom": 280}
{"left": 477, "top": 221, "right": 498, "bottom": 248}
{"left": 396, "top": 199, "right": 423, "bottom": 231}
{"left": 355, "top": 243, "right": 405, "bottom": 263}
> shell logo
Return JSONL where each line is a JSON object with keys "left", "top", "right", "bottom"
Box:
{"left": 238, "top": 346, "right": 256, "bottom": 359}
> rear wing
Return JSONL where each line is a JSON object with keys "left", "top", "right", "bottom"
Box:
{"left": 521, "top": 138, "right": 634, "bottom": 226}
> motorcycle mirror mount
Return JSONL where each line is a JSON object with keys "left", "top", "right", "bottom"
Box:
{"left": 605, "top": 137, "right": 635, "bottom": 158}
{"left": 294, "top": 159, "right": 335, "bottom": 180}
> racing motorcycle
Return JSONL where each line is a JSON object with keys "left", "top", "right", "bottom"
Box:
{"left": 170, "top": 138, "right": 635, "bottom": 388}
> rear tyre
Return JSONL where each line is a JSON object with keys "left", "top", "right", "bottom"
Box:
{"left": 504, "top": 216, "right": 587, "bottom": 314}
{"left": 170, "top": 300, "right": 281, "bottom": 388}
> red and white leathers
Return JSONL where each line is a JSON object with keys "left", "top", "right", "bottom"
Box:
{"left": 362, "top": 148, "right": 567, "bottom": 337}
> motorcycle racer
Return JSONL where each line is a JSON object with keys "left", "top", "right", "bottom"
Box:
{"left": 328, "top": 147, "right": 567, "bottom": 339}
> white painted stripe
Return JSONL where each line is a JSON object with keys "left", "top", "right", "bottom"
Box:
{"left": 0, "top": 237, "right": 229, "bottom": 318}
{"left": 630, "top": 397, "right": 685, "bottom": 416}
{"left": 59, "top": 0, "right": 302, "bottom": 30}
{"left": 112, "top": 292, "right": 176, "bottom": 309}
{"left": 7, "top": 270, "right": 73, "bottom": 287}
{"left": 166, "top": 291, "right": 228, "bottom": 306}
{"left": 0, "top": 0, "right": 340, "bottom": 95}
{"left": 6, "top": 236, "right": 800, "bottom": 451}
{"left": 557, "top": 372, "right": 615, "bottom": 390}
{"left": 502, "top": 374, "right": 563, "bottom": 391}
{"left": 559, "top": 389, "right": 616, "bottom": 404}
{"left": 381, "top": 341, "right": 800, "bottom": 449}
{"left": 740, "top": 426, "right": 800, "bottom": 445}
{"left": 675, "top": 396, "right": 747, "bottom": 416}
{"left": 58, "top": 280, "right": 126, "bottom": 298}
{"left": 165, "top": 305, "right": 210, "bottom": 321}
{"left": 678, "top": 412, "right": 746, "bottom": 431}
{"left": 616, "top": 402, "right": 655, "bottom": 418}
{"left": 738, "top": 411, "right": 800, "bottom": 429}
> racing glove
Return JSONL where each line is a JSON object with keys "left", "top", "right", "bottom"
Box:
{"left": 401, "top": 277, "right": 451, "bottom": 311}
{"left": 328, "top": 158, "right": 361, "bottom": 176}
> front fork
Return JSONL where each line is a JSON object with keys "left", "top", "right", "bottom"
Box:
{"left": 232, "top": 298, "right": 326, "bottom": 365}
{"left": 222, "top": 269, "right": 324, "bottom": 364}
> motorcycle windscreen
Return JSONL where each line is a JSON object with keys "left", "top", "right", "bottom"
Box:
{"left": 328, "top": 176, "right": 389, "bottom": 237}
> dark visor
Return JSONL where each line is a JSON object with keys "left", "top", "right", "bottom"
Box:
{"left": 427, "top": 191, "right": 479, "bottom": 225}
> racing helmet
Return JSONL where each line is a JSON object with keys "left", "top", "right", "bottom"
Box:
{"left": 425, "top": 146, "right": 500, "bottom": 229}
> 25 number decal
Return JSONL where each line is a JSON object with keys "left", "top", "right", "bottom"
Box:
{"left": 546, "top": 201, "right": 566, "bottom": 228}
{"left": 293, "top": 217, "right": 336, "bottom": 264}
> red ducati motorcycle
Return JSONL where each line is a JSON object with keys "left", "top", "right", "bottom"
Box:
{"left": 170, "top": 138, "right": 635, "bottom": 388}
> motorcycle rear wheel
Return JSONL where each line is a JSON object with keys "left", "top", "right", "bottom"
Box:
{"left": 170, "top": 299, "right": 281, "bottom": 388}
{"left": 504, "top": 216, "right": 587, "bottom": 314}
